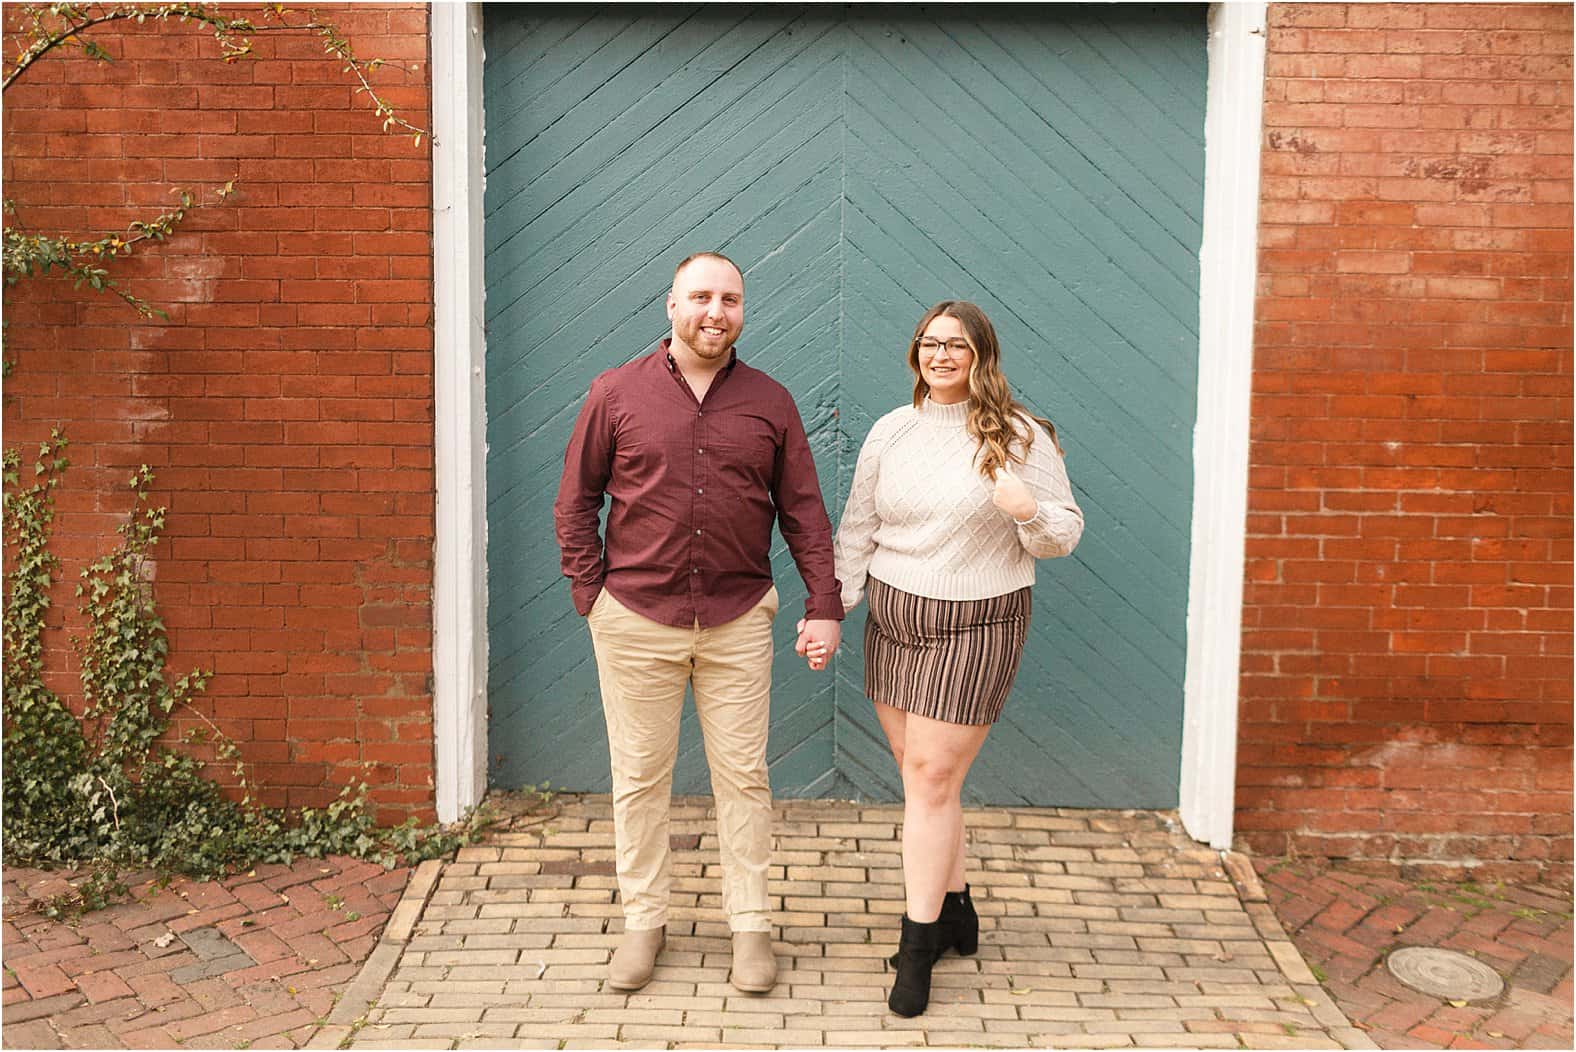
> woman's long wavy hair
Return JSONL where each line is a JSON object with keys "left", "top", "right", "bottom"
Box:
{"left": 907, "top": 300, "right": 1062, "bottom": 479}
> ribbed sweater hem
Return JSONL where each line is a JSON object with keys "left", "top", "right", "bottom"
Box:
{"left": 868, "top": 553, "right": 1034, "bottom": 603}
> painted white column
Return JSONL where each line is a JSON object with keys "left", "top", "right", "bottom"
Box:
{"left": 430, "top": 1, "right": 489, "bottom": 823}
{"left": 1180, "top": 2, "right": 1267, "bottom": 850}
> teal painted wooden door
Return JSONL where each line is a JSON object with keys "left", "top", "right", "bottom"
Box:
{"left": 483, "top": 5, "right": 1205, "bottom": 807}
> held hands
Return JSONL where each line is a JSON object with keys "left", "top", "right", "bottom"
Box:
{"left": 992, "top": 465, "right": 1038, "bottom": 522}
{"left": 794, "top": 618, "right": 841, "bottom": 671}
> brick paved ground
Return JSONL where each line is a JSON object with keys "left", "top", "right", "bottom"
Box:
{"left": 9, "top": 801, "right": 1563, "bottom": 1051}
{"left": 2, "top": 856, "right": 413, "bottom": 1049}
{"left": 1257, "top": 859, "right": 1574, "bottom": 1051}
{"left": 342, "top": 794, "right": 1369, "bottom": 1050}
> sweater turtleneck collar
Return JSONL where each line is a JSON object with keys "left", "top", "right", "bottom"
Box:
{"left": 921, "top": 397, "right": 971, "bottom": 427}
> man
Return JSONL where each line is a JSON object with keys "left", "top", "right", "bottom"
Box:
{"left": 554, "top": 252, "right": 843, "bottom": 994}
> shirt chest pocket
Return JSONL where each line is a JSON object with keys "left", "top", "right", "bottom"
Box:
{"left": 709, "top": 416, "right": 779, "bottom": 487}
{"left": 613, "top": 410, "right": 696, "bottom": 475}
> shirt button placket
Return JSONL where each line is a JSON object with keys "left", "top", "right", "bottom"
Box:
{"left": 691, "top": 408, "right": 706, "bottom": 609}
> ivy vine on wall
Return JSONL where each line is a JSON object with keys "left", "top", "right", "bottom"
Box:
{"left": 2, "top": 425, "right": 486, "bottom": 916}
{"left": 2, "top": 2, "right": 427, "bottom": 317}
{"left": 1, "top": 5, "right": 482, "bottom": 915}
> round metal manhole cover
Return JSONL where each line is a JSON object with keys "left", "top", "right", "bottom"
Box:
{"left": 1386, "top": 947, "right": 1505, "bottom": 1001}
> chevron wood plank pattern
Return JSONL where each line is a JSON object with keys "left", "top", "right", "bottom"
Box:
{"left": 482, "top": 4, "right": 1205, "bottom": 807}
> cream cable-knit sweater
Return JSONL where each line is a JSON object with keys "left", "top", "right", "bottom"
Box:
{"left": 834, "top": 398, "right": 1084, "bottom": 610}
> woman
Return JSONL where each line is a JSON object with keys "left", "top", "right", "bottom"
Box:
{"left": 802, "top": 300, "right": 1083, "bottom": 1017}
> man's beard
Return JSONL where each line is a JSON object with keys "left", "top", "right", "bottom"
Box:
{"left": 679, "top": 318, "right": 739, "bottom": 359}
{"left": 691, "top": 337, "right": 733, "bottom": 359}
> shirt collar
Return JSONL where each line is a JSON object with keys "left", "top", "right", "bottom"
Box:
{"left": 660, "top": 337, "right": 738, "bottom": 374}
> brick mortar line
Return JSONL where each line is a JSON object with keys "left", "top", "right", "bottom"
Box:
{"left": 1222, "top": 851, "right": 1269, "bottom": 903}
{"left": 1227, "top": 861, "right": 1343, "bottom": 975}
{"left": 308, "top": 858, "right": 443, "bottom": 1046}
{"left": 1226, "top": 854, "right": 1378, "bottom": 1052}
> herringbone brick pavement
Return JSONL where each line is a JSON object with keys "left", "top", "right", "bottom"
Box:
{"left": 3, "top": 856, "right": 413, "bottom": 1049}
{"left": 1257, "top": 859, "right": 1573, "bottom": 1051}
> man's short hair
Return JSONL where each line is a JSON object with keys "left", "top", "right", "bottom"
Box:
{"left": 673, "top": 251, "right": 742, "bottom": 285}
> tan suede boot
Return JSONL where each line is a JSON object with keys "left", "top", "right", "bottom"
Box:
{"left": 607, "top": 926, "right": 665, "bottom": 991}
{"left": 728, "top": 930, "right": 778, "bottom": 993}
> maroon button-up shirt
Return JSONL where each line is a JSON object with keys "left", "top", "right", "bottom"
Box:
{"left": 554, "top": 340, "right": 843, "bottom": 629}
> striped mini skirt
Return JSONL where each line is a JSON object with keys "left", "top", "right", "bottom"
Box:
{"left": 863, "top": 577, "right": 1032, "bottom": 726}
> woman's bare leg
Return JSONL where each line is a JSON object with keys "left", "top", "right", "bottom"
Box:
{"left": 898, "top": 712, "right": 990, "bottom": 922}
{"left": 873, "top": 701, "right": 971, "bottom": 895}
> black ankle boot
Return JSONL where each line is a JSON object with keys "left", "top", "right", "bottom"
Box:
{"left": 888, "top": 914, "right": 946, "bottom": 1017}
{"left": 888, "top": 885, "right": 977, "bottom": 966}
{"left": 951, "top": 884, "right": 978, "bottom": 956}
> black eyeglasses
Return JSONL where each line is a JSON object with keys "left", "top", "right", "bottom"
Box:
{"left": 915, "top": 337, "right": 972, "bottom": 356}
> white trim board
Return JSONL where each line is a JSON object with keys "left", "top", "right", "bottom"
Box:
{"left": 1180, "top": 1, "right": 1267, "bottom": 849}
{"left": 430, "top": 3, "right": 1266, "bottom": 840}
{"left": 430, "top": 0, "right": 489, "bottom": 823}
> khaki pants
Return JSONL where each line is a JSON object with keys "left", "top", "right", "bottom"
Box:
{"left": 587, "top": 585, "right": 778, "bottom": 933}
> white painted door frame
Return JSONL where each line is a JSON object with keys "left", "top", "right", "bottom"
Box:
{"left": 1181, "top": 2, "right": 1268, "bottom": 849}
{"left": 428, "top": 2, "right": 1267, "bottom": 849}
{"left": 430, "top": 1, "right": 489, "bottom": 824}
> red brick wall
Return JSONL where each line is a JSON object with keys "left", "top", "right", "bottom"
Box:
{"left": 1, "top": 5, "right": 436, "bottom": 819}
{"left": 1239, "top": 3, "right": 1573, "bottom": 880}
